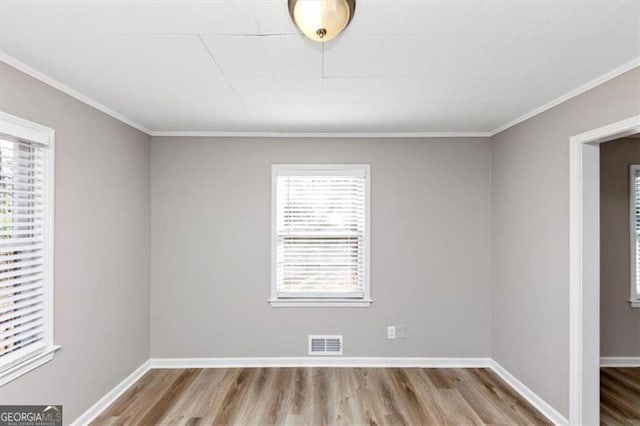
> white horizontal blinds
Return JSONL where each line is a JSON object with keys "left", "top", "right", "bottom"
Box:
{"left": 0, "top": 137, "right": 46, "bottom": 366}
{"left": 635, "top": 169, "right": 640, "bottom": 295}
{"left": 276, "top": 169, "right": 366, "bottom": 298}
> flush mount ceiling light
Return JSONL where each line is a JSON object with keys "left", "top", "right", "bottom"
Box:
{"left": 288, "top": 0, "right": 356, "bottom": 42}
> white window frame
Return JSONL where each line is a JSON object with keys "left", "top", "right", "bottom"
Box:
{"left": 629, "top": 164, "right": 640, "bottom": 308}
{"left": 0, "top": 111, "right": 59, "bottom": 386}
{"left": 270, "top": 164, "right": 371, "bottom": 308}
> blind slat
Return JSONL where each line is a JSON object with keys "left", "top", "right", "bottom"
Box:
{"left": 0, "top": 273, "right": 43, "bottom": 289}
{"left": 0, "top": 285, "right": 42, "bottom": 305}
{"left": 0, "top": 264, "right": 43, "bottom": 280}
{"left": 0, "top": 319, "right": 44, "bottom": 343}
{"left": 0, "top": 295, "right": 43, "bottom": 316}
{"left": 0, "top": 309, "right": 43, "bottom": 332}
{"left": 0, "top": 237, "right": 44, "bottom": 247}
{"left": 0, "top": 243, "right": 44, "bottom": 255}
{"left": 0, "top": 281, "right": 42, "bottom": 298}
{"left": 0, "top": 305, "right": 44, "bottom": 328}
{"left": 0, "top": 250, "right": 43, "bottom": 263}
{"left": 0, "top": 335, "right": 44, "bottom": 358}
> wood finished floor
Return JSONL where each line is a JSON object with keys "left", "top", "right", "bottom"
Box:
{"left": 601, "top": 367, "right": 640, "bottom": 425}
{"left": 92, "top": 368, "right": 552, "bottom": 425}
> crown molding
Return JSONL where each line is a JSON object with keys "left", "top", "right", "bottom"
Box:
{"left": 1, "top": 52, "right": 152, "bottom": 135}
{"left": 489, "top": 57, "right": 640, "bottom": 137}
{"left": 149, "top": 131, "right": 491, "bottom": 138}
{"left": 3, "top": 51, "right": 638, "bottom": 139}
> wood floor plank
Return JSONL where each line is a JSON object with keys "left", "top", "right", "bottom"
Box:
{"left": 92, "top": 367, "right": 554, "bottom": 425}
{"left": 404, "top": 368, "right": 449, "bottom": 424}
{"left": 601, "top": 367, "right": 640, "bottom": 425}
{"left": 210, "top": 368, "right": 255, "bottom": 424}
{"left": 95, "top": 369, "right": 184, "bottom": 426}
{"left": 310, "top": 367, "right": 330, "bottom": 425}
{"left": 327, "top": 368, "right": 356, "bottom": 425}
{"left": 451, "top": 369, "right": 515, "bottom": 425}
{"left": 265, "top": 368, "right": 296, "bottom": 425}
{"left": 231, "top": 367, "right": 276, "bottom": 425}
{"left": 374, "top": 368, "right": 410, "bottom": 425}
{"left": 162, "top": 368, "right": 228, "bottom": 424}
{"left": 135, "top": 369, "right": 200, "bottom": 425}
{"left": 435, "top": 389, "right": 484, "bottom": 425}
{"left": 387, "top": 368, "right": 437, "bottom": 425}
{"left": 425, "top": 368, "right": 454, "bottom": 390}
{"left": 349, "top": 368, "right": 386, "bottom": 425}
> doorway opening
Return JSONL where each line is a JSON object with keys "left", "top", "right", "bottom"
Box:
{"left": 569, "top": 115, "right": 640, "bottom": 424}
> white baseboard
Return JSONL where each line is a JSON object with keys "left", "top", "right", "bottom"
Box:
{"left": 71, "top": 360, "right": 151, "bottom": 426}
{"left": 600, "top": 356, "right": 640, "bottom": 367}
{"left": 490, "top": 360, "right": 569, "bottom": 425}
{"left": 149, "top": 356, "right": 491, "bottom": 369}
{"left": 73, "top": 357, "right": 569, "bottom": 425}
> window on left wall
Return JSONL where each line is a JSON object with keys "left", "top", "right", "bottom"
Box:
{"left": 0, "top": 112, "right": 58, "bottom": 386}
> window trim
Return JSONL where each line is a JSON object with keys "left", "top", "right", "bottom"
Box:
{"left": 269, "top": 164, "right": 371, "bottom": 308}
{"left": 630, "top": 164, "right": 640, "bottom": 308}
{"left": 0, "top": 111, "right": 59, "bottom": 386}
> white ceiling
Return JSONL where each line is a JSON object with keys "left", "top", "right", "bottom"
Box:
{"left": 0, "top": 0, "right": 638, "bottom": 134}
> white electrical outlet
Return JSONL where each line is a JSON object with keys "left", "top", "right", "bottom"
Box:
{"left": 396, "top": 325, "right": 406, "bottom": 339}
{"left": 387, "top": 326, "right": 396, "bottom": 339}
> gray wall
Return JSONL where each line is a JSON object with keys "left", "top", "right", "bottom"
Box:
{"left": 600, "top": 137, "right": 640, "bottom": 357}
{"left": 0, "top": 62, "right": 151, "bottom": 422}
{"left": 150, "top": 137, "right": 491, "bottom": 358}
{"left": 491, "top": 68, "right": 640, "bottom": 418}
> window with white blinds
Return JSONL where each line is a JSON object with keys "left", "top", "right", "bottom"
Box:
{"left": 630, "top": 165, "right": 640, "bottom": 308}
{"left": 271, "top": 165, "right": 370, "bottom": 307}
{"left": 0, "top": 112, "right": 56, "bottom": 385}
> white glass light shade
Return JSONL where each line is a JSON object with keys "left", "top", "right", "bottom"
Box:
{"left": 289, "top": 0, "right": 355, "bottom": 42}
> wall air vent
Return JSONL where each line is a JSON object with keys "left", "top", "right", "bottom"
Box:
{"left": 308, "top": 335, "right": 343, "bottom": 355}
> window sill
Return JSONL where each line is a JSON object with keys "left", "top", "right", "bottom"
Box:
{"left": 630, "top": 300, "right": 640, "bottom": 308}
{"left": 269, "top": 299, "right": 372, "bottom": 308}
{"left": 0, "top": 345, "right": 61, "bottom": 386}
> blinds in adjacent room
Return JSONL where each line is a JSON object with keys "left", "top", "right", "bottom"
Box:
{"left": 0, "top": 137, "right": 47, "bottom": 367}
{"left": 634, "top": 167, "right": 640, "bottom": 295}
{"left": 274, "top": 166, "right": 369, "bottom": 299}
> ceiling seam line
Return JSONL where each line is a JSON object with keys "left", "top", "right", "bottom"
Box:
{"left": 322, "top": 42, "right": 325, "bottom": 79}
{"left": 249, "top": 2, "right": 264, "bottom": 36}
{"left": 196, "top": 34, "right": 250, "bottom": 114}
